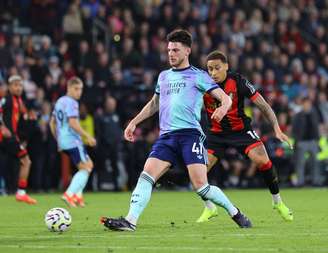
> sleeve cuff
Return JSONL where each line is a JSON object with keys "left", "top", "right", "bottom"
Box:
{"left": 206, "top": 86, "right": 219, "bottom": 93}
{"left": 250, "top": 92, "right": 260, "bottom": 102}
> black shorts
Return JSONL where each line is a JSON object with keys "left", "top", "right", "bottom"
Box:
{"left": 1, "top": 136, "right": 28, "bottom": 158}
{"left": 207, "top": 130, "right": 263, "bottom": 158}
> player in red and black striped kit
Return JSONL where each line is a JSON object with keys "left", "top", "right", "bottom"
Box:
{"left": 0, "top": 75, "right": 37, "bottom": 204}
{"left": 197, "top": 50, "right": 293, "bottom": 223}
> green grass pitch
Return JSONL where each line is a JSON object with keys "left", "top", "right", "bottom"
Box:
{"left": 0, "top": 188, "right": 327, "bottom": 253}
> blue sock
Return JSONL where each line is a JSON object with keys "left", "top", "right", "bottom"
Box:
{"left": 197, "top": 184, "right": 238, "bottom": 217}
{"left": 125, "top": 172, "right": 155, "bottom": 225}
{"left": 66, "top": 170, "right": 90, "bottom": 196}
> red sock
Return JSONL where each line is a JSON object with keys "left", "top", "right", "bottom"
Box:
{"left": 18, "top": 179, "right": 28, "bottom": 189}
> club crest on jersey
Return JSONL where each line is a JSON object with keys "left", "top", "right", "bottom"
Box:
{"left": 229, "top": 92, "right": 234, "bottom": 100}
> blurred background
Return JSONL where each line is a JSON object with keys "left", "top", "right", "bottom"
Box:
{"left": 0, "top": 0, "right": 327, "bottom": 194}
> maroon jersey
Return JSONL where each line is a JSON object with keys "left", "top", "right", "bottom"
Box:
{"left": 1, "top": 94, "right": 27, "bottom": 135}
{"left": 203, "top": 71, "right": 259, "bottom": 134}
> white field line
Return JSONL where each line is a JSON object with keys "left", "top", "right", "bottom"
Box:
{"left": 0, "top": 232, "right": 327, "bottom": 240}
{"left": 0, "top": 244, "right": 306, "bottom": 252}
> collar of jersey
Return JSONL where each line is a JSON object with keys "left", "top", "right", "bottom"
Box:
{"left": 171, "top": 65, "right": 191, "bottom": 72}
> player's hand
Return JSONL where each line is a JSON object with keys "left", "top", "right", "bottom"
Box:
{"left": 124, "top": 122, "right": 136, "bottom": 142}
{"left": 0, "top": 125, "right": 11, "bottom": 138}
{"left": 211, "top": 107, "right": 227, "bottom": 123}
{"left": 86, "top": 136, "right": 97, "bottom": 147}
{"left": 28, "top": 110, "right": 37, "bottom": 120}
{"left": 275, "top": 130, "right": 293, "bottom": 150}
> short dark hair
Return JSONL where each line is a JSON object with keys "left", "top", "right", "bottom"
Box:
{"left": 206, "top": 50, "right": 228, "bottom": 63}
{"left": 167, "top": 29, "right": 192, "bottom": 48}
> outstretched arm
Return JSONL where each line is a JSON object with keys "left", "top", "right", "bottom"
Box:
{"left": 253, "top": 94, "right": 293, "bottom": 149}
{"left": 209, "top": 88, "right": 232, "bottom": 122}
{"left": 124, "top": 94, "right": 159, "bottom": 142}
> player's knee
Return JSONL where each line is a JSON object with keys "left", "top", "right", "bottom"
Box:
{"left": 21, "top": 155, "right": 31, "bottom": 168}
{"left": 78, "top": 159, "right": 93, "bottom": 172}
{"left": 192, "top": 179, "right": 207, "bottom": 190}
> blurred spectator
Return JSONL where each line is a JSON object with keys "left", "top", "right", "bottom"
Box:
{"left": 95, "top": 96, "right": 123, "bottom": 191}
{"left": 292, "top": 97, "right": 321, "bottom": 186}
{"left": 0, "top": 0, "right": 327, "bottom": 190}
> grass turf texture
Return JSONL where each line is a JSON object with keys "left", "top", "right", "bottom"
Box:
{"left": 0, "top": 189, "right": 327, "bottom": 253}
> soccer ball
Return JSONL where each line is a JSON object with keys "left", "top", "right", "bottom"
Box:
{"left": 45, "top": 207, "right": 72, "bottom": 232}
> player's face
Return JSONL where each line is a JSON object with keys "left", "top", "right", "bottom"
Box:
{"left": 8, "top": 80, "right": 23, "bottom": 96}
{"left": 207, "top": 59, "right": 228, "bottom": 83}
{"left": 69, "top": 83, "right": 83, "bottom": 100}
{"left": 167, "top": 42, "right": 190, "bottom": 68}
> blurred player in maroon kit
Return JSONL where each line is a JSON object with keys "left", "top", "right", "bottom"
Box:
{"left": 0, "top": 75, "right": 37, "bottom": 204}
{"left": 197, "top": 50, "right": 293, "bottom": 222}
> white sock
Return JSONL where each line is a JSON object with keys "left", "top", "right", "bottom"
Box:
{"left": 272, "top": 193, "right": 282, "bottom": 204}
{"left": 125, "top": 214, "right": 137, "bottom": 226}
{"left": 17, "top": 189, "right": 26, "bottom": 195}
{"left": 204, "top": 200, "right": 216, "bottom": 210}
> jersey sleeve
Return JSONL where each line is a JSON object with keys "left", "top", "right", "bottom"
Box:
{"left": 155, "top": 72, "right": 164, "bottom": 95}
{"left": 197, "top": 72, "right": 219, "bottom": 93}
{"left": 238, "top": 75, "right": 259, "bottom": 101}
{"left": 66, "top": 99, "right": 79, "bottom": 118}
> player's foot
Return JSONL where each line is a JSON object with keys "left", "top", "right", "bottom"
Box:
{"left": 273, "top": 201, "right": 293, "bottom": 221}
{"left": 61, "top": 193, "right": 76, "bottom": 208}
{"left": 196, "top": 207, "right": 218, "bottom": 223}
{"left": 73, "top": 194, "right": 85, "bottom": 207}
{"left": 15, "top": 193, "right": 37, "bottom": 204}
{"left": 101, "top": 216, "right": 136, "bottom": 232}
{"left": 232, "top": 209, "right": 252, "bottom": 228}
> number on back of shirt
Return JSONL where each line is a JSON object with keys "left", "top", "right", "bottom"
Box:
{"left": 56, "top": 109, "right": 64, "bottom": 127}
{"left": 247, "top": 130, "right": 260, "bottom": 140}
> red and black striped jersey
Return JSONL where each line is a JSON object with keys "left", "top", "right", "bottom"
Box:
{"left": 203, "top": 71, "right": 260, "bottom": 134}
{"left": 1, "top": 94, "right": 27, "bottom": 135}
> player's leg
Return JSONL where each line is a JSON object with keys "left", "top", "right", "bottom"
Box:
{"left": 62, "top": 146, "right": 93, "bottom": 207}
{"left": 15, "top": 153, "right": 37, "bottom": 204}
{"left": 188, "top": 163, "right": 251, "bottom": 228}
{"left": 101, "top": 135, "right": 175, "bottom": 231}
{"left": 5, "top": 137, "right": 37, "bottom": 204}
{"left": 247, "top": 143, "right": 293, "bottom": 221}
{"left": 196, "top": 152, "right": 219, "bottom": 222}
{"left": 182, "top": 133, "right": 251, "bottom": 228}
{"left": 101, "top": 157, "right": 171, "bottom": 231}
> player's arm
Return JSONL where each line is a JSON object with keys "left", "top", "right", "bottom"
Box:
{"left": 209, "top": 88, "right": 232, "bottom": 122}
{"left": 49, "top": 116, "right": 57, "bottom": 139}
{"left": 68, "top": 117, "right": 96, "bottom": 147}
{"left": 124, "top": 94, "right": 159, "bottom": 142}
{"left": 253, "top": 94, "right": 293, "bottom": 149}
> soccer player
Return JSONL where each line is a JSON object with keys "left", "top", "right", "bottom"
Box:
{"left": 101, "top": 29, "right": 252, "bottom": 231}
{"left": 196, "top": 50, "right": 293, "bottom": 222}
{"left": 49, "top": 77, "right": 96, "bottom": 207}
{"left": 0, "top": 75, "right": 37, "bottom": 204}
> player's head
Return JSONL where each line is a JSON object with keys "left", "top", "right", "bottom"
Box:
{"left": 67, "top": 77, "right": 83, "bottom": 100}
{"left": 8, "top": 75, "right": 23, "bottom": 96}
{"left": 167, "top": 29, "right": 192, "bottom": 68}
{"left": 206, "top": 50, "right": 229, "bottom": 83}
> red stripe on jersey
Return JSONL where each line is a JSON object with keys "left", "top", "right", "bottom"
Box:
{"left": 12, "top": 96, "right": 20, "bottom": 134}
{"left": 224, "top": 79, "right": 244, "bottom": 131}
{"left": 203, "top": 93, "right": 223, "bottom": 133}
{"left": 250, "top": 92, "right": 260, "bottom": 102}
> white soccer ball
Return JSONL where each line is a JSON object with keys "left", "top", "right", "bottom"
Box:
{"left": 45, "top": 207, "right": 72, "bottom": 232}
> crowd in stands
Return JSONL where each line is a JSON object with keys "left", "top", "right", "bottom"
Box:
{"left": 0, "top": 0, "right": 327, "bottom": 193}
